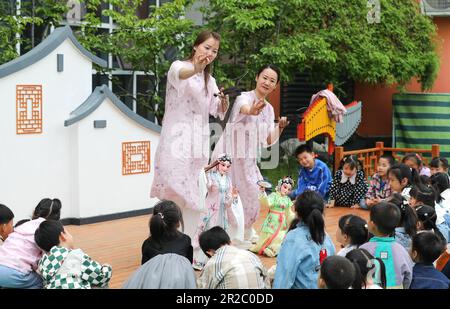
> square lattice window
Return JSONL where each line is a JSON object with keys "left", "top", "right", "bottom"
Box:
{"left": 122, "top": 141, "right": 150, "bottom": 175}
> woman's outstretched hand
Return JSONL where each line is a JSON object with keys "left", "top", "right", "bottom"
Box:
{"left": 249, "top": 98, "right": 266, "bottom": 115}
{"left": 278, "top": 116, "right": 289, "bottom": 129}
{"left": 217, "top": 87, "right": 229, "bottom": 113}
{"left": 193, "top": 54, "right": 210, "bottom": 73}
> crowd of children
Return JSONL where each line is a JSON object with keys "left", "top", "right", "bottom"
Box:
{"left": 2, "top": 148, "right": 450, "bottom": 289}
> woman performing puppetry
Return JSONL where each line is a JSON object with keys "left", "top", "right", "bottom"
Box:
{"left": 150, "top": 30, "right": 229, "bottom": 239}
{"left": 211, "top": 64, "right": 289, "bottom": 243}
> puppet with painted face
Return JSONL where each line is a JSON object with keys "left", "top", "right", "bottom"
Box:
{"left": 193, "top": 154, "right": 240, "bottom": 269}
{"left": 250, "top": 176, "right": 295, "bottom": 257}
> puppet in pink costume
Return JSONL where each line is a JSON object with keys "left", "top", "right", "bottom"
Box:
{"left": 211, "top": 64, "right": 289, "bottom": 242}
{"left": 192, "top": 154, "right": 243, "bottom": 269}
{"left": 150, "top": 31, "right": 229, "bottom": 239}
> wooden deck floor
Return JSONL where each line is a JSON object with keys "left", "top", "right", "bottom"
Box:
{"left": 66, "top": 206, "right": 370, "bottom": 289}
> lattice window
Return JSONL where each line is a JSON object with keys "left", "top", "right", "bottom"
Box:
{"left": 16, "top": 85, "right": 43, "bottom": 134}
{"left": 122, "top": 141, "right": 150, "bottom": 175}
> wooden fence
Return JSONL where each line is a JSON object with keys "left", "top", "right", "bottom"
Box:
{"left": 334, "top": 141, "right": 440, "bottom": 178}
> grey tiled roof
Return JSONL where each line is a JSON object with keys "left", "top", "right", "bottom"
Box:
{"left": 0, "top": 25, "right": 106, "bottom": 78}
{"left": 65, "top": 84, "right": 161, "bottom": 133}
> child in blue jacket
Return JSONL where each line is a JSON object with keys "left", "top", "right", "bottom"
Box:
{"left": 290, "top": 144, "right": 332, "bottom": 201}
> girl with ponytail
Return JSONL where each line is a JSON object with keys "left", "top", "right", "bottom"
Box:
{"left": 273, "top": 190, "right": 335, "bottom": 289}
{"left": 410, "top": 182, "right": 450, "bottom": 243}
{"left": 388, "top": 163, "right": 422, "bottom": 201}
{"left": 389, "top": 193, "right": 418, "bottom": 250}
{"left": 32, "top": 198, "right": 62, "bottom": 221}
{"left": 141, "top": 200, "right": 192, "bottom": 265}
{"left": 345, "top": 248, "right": 387, "bottom": 289}
{"left": 430, "top": 173, "right": 450, "bottom": 237}
{"left": 416, "top": 205, "right": 447, "bottom": 244}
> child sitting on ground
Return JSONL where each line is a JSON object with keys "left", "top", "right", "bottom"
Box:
{"left": 142, "top": 200, "right": 192, "bottom": 265}
{"left": 409, "top": 231, "right": 449, "bottom": 289}
{"left": 430, "top": 157, "right": 450, "bottom": 180}
{"left": 273, "top": 190, "right": 335, "bottom": 289}
{"left": 345, "top": 248, "right": 386, "bottom": 289}
{"left": 360, "top": 201, "right": 413, "bottom": 289}
{"left": 365, "top": 155, "right": 395, "bottom": 209}
{"left": 409, "top": 184, "right": 449, "bottom": 243}
{"left": 197, "top": 226, "right": 269, "bottom": 289}
{"left": 387, "top": 163, "right": 421, "bottom": 201}
{"left": 403, "top": 153, "right": 431, "bottom": 177}
{"left": 290, "top": 144, "right": 332, "bottom": 201}
{"left": 336, "top": 215, "right": 368, "bottom": 256}
{"left": 419, "top": 204, "right": 450, "bottom": 279}
{"left": 35, "top": 220, "right": 112, "bottom": 289}
{"left": 415, "top": 205, "right": 447, "bottom": 243}
{"left": 318, "top": 256, "right": 355, "bottom": 289}
{"left": 389, "top": 193, "right": 418, "bottom": 250}
{"left": 0, "top": 198, "right": 61, "bottom": 289}
{"left": 327, "top": 155, "right": 368, "bottom": 209}
{"left": 431, "top": 173, "right": 450, "bottom": 240}
{"left": 0, "top": 204, "right": 14, "bottom": 245}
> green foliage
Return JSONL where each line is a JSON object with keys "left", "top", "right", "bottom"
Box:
{"left": 203, "top": 0, "right": 440, "bottom": 92}
{"left": 0, "top": 0, "right": 441, "bottom": 120}
{"left": 77, "top": 0, "right": 194, "bottom": 122}
{"left": 0, "top": 0, "right": 67, "bottom": 64}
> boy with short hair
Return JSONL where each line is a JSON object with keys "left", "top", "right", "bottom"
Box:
{"left": 197, "top": 226, "right": 269, "bottom": 289}
{"left": 409, "top": 231, "right": 449, "bottom": 289}
{"left": 290, "top": 144, "right": 332, "bottom": 200}
{"left": 360, "top": 202, "right": 413, "bottom": 289}
{"left": 34, "top": 220, "right": 112, "bottom": 289}
{"left": 318, "top": 256, "right": 355, "bottom": 289}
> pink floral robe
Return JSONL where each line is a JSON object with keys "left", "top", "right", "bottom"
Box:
{"left": 212, "top": 90, "right": 277, "bottom": 228}
{"left": 150, "top": 60, "right": 225, "bottom": 237}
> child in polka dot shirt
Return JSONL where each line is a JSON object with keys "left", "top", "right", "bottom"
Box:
{"left": 327, "top": 155, "right": 368, "bottom": 209}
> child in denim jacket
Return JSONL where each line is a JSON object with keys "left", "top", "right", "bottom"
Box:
{"left": 273, "top": 190, "right": 335, "bottom": 289}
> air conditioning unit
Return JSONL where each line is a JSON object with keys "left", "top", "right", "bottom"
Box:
{"left": 421, "top": 0, "right": 450, "bottom": 16}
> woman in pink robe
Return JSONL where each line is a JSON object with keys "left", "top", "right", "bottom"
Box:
{"left": 150, "top": 31, "right": 229, "bottom": 239}
{"left": 212, "top": 64, "right": 289, "bottom": 241}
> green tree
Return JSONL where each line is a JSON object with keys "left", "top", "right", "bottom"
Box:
{"left": 0, "top": 0, "right": 67, "bottom": 64}
{"left": 0, "top": 0, "right": 194, "bottom": 123}
{"left": 77, "top": 0, "right": 194, "bottom": 123}
{"left": 0, "top": 0, "right": 440, "bottom": 120}
{"left": 202, "top": 0, "right": 440, "bottom": 93}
